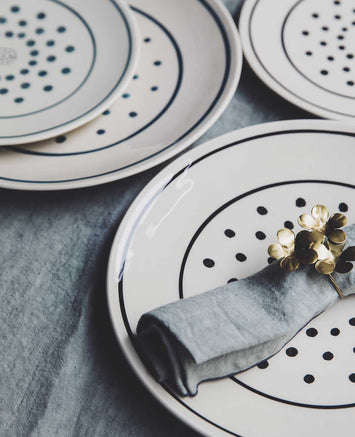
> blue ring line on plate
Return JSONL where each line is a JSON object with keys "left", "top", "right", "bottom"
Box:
{"left": 281, "top": 0, "right": 355, "bottom": 100}
{"left": 178, "top": 179, "right": 355, "bottom": 409}
{"left": 0, "top": 0, "right": 133, "bottom": 138}
{"left": 0, "top": 0, "right": 232, "bottom": 184}
{"left": 9, "top": 6, "right": 184, "bottom": 156}
{"left": 0, "top": 0, "right": 96, "bottom": 120}
{"left": 248, "top": 0, "right": 355, "bottom": 117}
{"left": 117, "top": 130, "right": 355, "bottom": 437}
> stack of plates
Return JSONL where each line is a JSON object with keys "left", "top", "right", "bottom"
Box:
{"left": 0, "top": 0, "right": 242, "bottom": 190}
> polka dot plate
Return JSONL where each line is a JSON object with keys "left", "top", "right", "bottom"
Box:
{"left": 107, "top": 120, "right": 355, "bottom": 437}
{"left": 0, "top": 0, "right": 138, "bottom": 145}
{"left": 0, "top": 0, "right": 242, "bottom": 190}
{"left": 239, "top": 0, "right": 355, "bottom": 121}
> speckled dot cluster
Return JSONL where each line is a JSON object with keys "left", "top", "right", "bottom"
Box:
{"left": 0, "top": 4, "right": 74, "bottom": 105}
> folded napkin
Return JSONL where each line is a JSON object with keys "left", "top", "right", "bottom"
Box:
{"left": 137, "top": 225, "right": 355, "bottom": 396}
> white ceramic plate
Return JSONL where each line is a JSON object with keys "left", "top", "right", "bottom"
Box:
{"left": 0, "top": 0, "right": 242, "bottom": 190}
{"left": 0, "top": 0, "right": 138, "bottom": 145}
{"left": 240, "top": 0, "right": 355, "bottom": 121}
{"left": 107, "top": 120, "right": 355, "bottom": 437}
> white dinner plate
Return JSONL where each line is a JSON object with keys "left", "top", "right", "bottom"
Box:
{"left": 0, "top": 0, "right": 138, "bottom": 145}
{"left": 107, "top": 120, "right": 355, "bottom": 437}
{"left": 239, "top": 0, "right": 355, "bottom": 121}
{"left": 0, "top": 0, "right": 242, "bottom": 190}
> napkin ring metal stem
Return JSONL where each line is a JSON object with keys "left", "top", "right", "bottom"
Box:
{"left": 328, "top": 274, "right": 344, "bottom": 299}
{"left": 268, "top": 205, "right": 355, "bottom": 300}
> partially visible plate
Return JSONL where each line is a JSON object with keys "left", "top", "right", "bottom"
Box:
{"left": 0, "top": 0, "right": 242, "bottom": 190}
{"left": 240, "top": 0, "right": 355, "bottom": 120}
{"left": 0, "top": 0, "right": 138, "bottom": 144}
{"left": 107, "top": 120, "right": 355, "bottom": 437}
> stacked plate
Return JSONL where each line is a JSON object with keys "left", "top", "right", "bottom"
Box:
{"left": 0, "top": 0, "right": 242, "bottom": 190}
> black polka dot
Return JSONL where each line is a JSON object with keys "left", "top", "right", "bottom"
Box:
{"left": 284, "top": 220, "right": 294, "bottom": 229}
{"left": 304, "top": 374, "right": 315, "bottom": 384}
{"left": 339, "top": 202, "right": 348, "bottom": 212}
{"left": 334, "top": 14, "right": 341, "bottom": 19}
{"left": 66, "top": 45, "right": 75, "bottom": 53}
{"left": 343, "top": 67, "right": 350, "bottom": 72}
{"left": 133, "top": 74, "right": 138, "bottom": 79}
{"left": 227, "top": 278, "right": 238, "bottom": 284}
{"left": 331, "top": 328, "right": 340, "bottom": 336}
{"left": 37, "top": 12, "right": 46, "bottom": 19}
{"left": 14, "top": 97, "right": 23, "bottom": 103}
{"left": 349, "top": 318, "right": 355, "bottom": 326}
{"left": 312, "top": 13, "right": 319, "bottom": 18}
{"left": 267, "top": 257, "right": 274, "bottom": 265}
{"left": 353, "top": 347, "right": 355, "bottom": 354}
{"left": 122, "top": 93, "right": 130, "bottom": 98}
{"left": 21, "top": 82, "right": 30, "bottom": 89}
{"left": 103, "top": 110, "right": 110, "bottom": 115}
{"left": 322, "top": 26, "right": 328, "bottom": 31}
{"left": 11, "top": 6, "right": 20, "bottom": 13}
{"left": 5, "top": 31, "right": 14, "bottom": 37}
{"left": 257, "top": 206, "right": 268, "bottom": 215}
{"left": 38, "top": 70, "right": 47, "bottom": 77}
{"left": 30, "top": 50, "right": 39, "bottom": 57}
{"left": 43, "top": 85, "right": 53, "bottom": 92}
{"left": 306, "top": 51, "right": 312, "bottom": 56}
{"left": 0, "top": 17, "right": 6, "bottom": 24}
{"left": 347, "top": 54, "right": 354, "bottom": 59}
{"left": 20, "top": 69, "right": 29, "bottom": 75}
{"left": 236, "top": 253, "right": 247, "bottom": 262}
{"left": 55, "top": 136, "right": 66, "bottom": 144}
{"left": 257, "top": 360, "right": 269, "bottom": 369}
{"left": 129, "top": 112, "right": 137, "bottom": 118}
{"left": 19, "top": 20, "right": 27, "bottom": 26}
{"left": 343, "top": 27, "right": 348, "bottom": 31}
{"left": 57, "top": 26, "right": 66, "bottom": 33}
{"left": 203, "top": 258, "right": 215, "bottom": 268}
{"left": 62, "top": 67, "right": 71, "bottom": 74}
{"left": 255, "top": 231, "right": 266, "bottom": 240}
{"left": 47, "top": 40, "right": 55, "bottom": 47}
{"left": 327, "top": 56, "right": 334, "bottom": 61}
{"left": 339, "top": 45, "right": 345, "bottom": 50}
{"left": 151, "top": 86, "right": 158, "bottom": 92}
{"left": 323, "top": 351, "right": 334, "bottom": 361}
{"left": 47, "top": 55, "right": 56, "bottom": 62}
{"left": 6, "top": 75, "right": 14, "bottom": 81}
{"left": 334, "top": 0, "right": 340, "bottom": 4}
{"left": 302, "top": 30, "right": 309, "bottom": 36}
{"left": 306, "top": 328, "right": 318, "bottom": 337}
{"left": 0, "top": 88, "right": 8, "bottom": 95}
{"left": 320, "top": 69, "right": 328, "bottom": 75}
{"left": 144, "top": 37, "right": 151, "bottom": 42}
{"left": 338, "top": 35, "right": 344, "bottom": 40}
{"left": 35, "top": 28, "right": 44, "bottom": 34}
{"left": 97, "top": 129, "right": 105, "bottom": 135}
{"left": 347, "top": 81, "right": 354, "bottom": 86}
{"left": 153, "top": 60, "right": 162, "bottom": 66}
{"left": 286, "top": 347, "right": 298, "bottom": 357}
{"left": 296, "top": 198, "right": 306, "bottom": 207}
{"left": 224, "top": 229, "right": 235, "bottom": 238}
{"left": 320, "top": 41, "right": 327, "bottom": 47}
{"left": 349, "top": 374, "right": 355, "bottom": 383}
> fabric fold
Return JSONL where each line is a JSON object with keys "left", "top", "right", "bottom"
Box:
{"left": 137, "top": 226, "right": 355, "bottom": 396}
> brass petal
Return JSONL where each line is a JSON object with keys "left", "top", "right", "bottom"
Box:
{"left": 335, "top": 261, "right": 353, "bottom": 274}
{"left": 328, "top": 229, "right": 347, "bottom": 244}
{"left": 341, "top": 246, "right": 355, "bottom": 261}
{"left": 328, "top": 241, "right": 346, "bottom": 257}
{"left": 328, "top": 213, "right": 347, "bottom": 229}
{"left": 312, "top": 205, "right": 329, "bottom": 223}
{"left": 277, "top": 228, "right": 295, "bottom": 249}
{"left": 311, "top": 230, "right": 325, "bottom": 244}
{"left": 298, "top": 248, "right": 318, "bottom": 265}
{"left": 268, "top": 243, "right": 286, "bottom": 259}
{"left": 295, "top": 230, "right": 314, "bottom": 247}
{"left": 280, "top": 256, "right": 300, "bottom": 272}
{"left": 312, "top": 242, "right": 332, "bottom": 261}
{"left": 315, "top": 260, "right": 335, "bottom": 274}
{"left": 298, "top": 214, "right": 318, "bottom": 230}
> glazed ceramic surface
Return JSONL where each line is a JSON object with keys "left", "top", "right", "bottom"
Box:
{"left": 240, "top": 0, "right": 355, "bottom": 120}
{"left": 0, "top": 0, "right": 138, "bottom": 145}
{"left": 107, "top": 120, "right": 355, "bottom": 437}
{"left": 0, "top": 0, "right": 242, "bottom": 190}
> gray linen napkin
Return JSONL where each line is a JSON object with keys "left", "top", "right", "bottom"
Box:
{"left": 137, "top": 225, "right": 355, "bottom": 396}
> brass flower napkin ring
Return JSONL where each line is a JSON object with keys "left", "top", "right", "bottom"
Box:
{"left": 268, "top": 205, "right": 355, "bottom": 299}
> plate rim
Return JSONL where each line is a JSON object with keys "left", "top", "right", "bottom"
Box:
{"left": 0, "top": 0, "right": 242, "bottom": 190}
{"left": 238, "top": 0, "right": 355, "bottom": 121}
{"left": 0, "top": 0, "right": 139, "bottom": 146}
{"left": 106, "top": 119, "right": 355, "bottom": 437}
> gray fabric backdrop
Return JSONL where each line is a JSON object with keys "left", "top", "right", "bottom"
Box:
{"left": 0, "top": 1, "right": 314, "bottom": 436}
